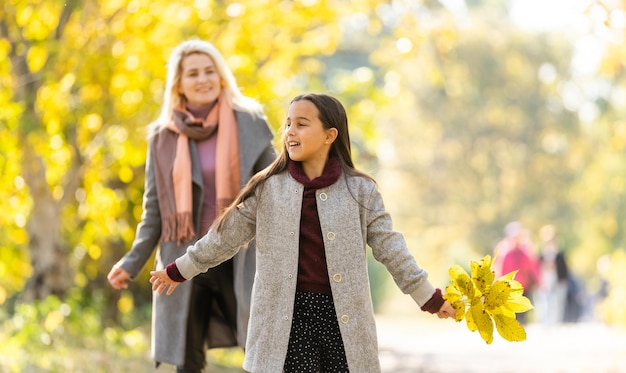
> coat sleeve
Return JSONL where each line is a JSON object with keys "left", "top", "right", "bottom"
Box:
{"left": 363, "top": 182, "right": 436, "bottom": 307}
{"left": 176, "top": 194, "right": 258, "bottom": 279}
{"left": 118, "top": 141, "right": 162, "bottom": 277}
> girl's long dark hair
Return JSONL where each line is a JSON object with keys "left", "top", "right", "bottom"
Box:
{"left": 213, "top": 93, "right": 373, "bottom": 232}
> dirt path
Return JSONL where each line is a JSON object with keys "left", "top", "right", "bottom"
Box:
{"left": 376, "top": 315, "right": 626, "bottom": 373}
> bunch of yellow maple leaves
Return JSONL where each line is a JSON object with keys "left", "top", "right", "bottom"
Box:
{"left": 443, "top": 254, "right": 534, "bottom": 344}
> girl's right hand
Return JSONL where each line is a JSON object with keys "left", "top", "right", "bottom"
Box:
{"left": 437, "top": 301, "right": 457, "bottom": 320}
{"left": 149, "top": 270, "right": 180, "bottom": 295}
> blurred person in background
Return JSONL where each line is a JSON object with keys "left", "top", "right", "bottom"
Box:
{"left": 494, "top": 221, "right": 541, "bottom": 325}
{"left": 107, "top": 39, "right": 276, "bottom": 372}
{"left": 535, "top": 224, "right": 570, "bottom": 327}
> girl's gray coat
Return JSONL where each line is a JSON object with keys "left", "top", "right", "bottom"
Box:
{"left": 116, "top": 110, "right": 275, "bottom": 367}
{"left": 176, "top": 169, "right": 438, "bottom": 373}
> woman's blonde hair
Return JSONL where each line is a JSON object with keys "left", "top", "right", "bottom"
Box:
{"left": 148, "top": 39, "right": 262, "bottom": 137}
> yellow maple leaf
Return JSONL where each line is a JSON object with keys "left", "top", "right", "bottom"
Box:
{"left": 465, "top": 302, "right": 478, "bottom": 332}
{"left": 449, "top": 265, "right": 474, "bottom": 298}
{"left": 503, "top": 294, "right": 534, "bottom": 313}
{"left": 489, "top": 303, "right": 516, "bottom": 319}
{"left": 469, "top": 302, "right": 494, "bottom": 344}
{"left": 444, "top": 283, "right": 467, "bottom": 321}
{"left": 484, "top": 279, "right": 511, "bottom": 309}
{"left": 470, "top": 255, "right": 495, "bottom": 294}
{"left": 499, "top": 270, "right": 524, "bottom": 294}
{"left": 492, "top": 314, "right": 527, "bottom": 342}
{"left": 443, "top": 254, "right": 534, "bottom": 344}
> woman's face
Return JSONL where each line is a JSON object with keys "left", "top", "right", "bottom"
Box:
{"left": 178, "top": 53, "right": 222, "bottom": 106}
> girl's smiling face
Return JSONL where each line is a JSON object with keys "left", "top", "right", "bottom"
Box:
{"left": 284, "top": 99, "right": 337, "bottom": 179}
{"left": 178, "top": 53, "right": 222, "bottom": 107}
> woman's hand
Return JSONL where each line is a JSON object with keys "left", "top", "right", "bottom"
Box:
{"left": 149, "top": 270, "right": 180, "bottom": 295}
{"left": 437, "top": 301, "right": 457, "bottom": 320}
{"left": 107, "top": 266, "right": 132, "bottom": 290}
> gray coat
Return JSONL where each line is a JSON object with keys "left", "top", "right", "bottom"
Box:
{"left": 117, "top": 110, "right": 275, "bottom": 366}
{"left": 176, "top": 169, "right": 437, "bottom": 373}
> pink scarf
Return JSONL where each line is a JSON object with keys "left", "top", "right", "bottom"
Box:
{"left": 153, "top": 93, "right": 241, "bottom": 244}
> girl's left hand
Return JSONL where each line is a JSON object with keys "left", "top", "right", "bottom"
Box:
{"left": 149, "top": 270, "right": 180, "bottom": 295}
{"left": 437, "top": 301, "right": 456, "bottom": 319}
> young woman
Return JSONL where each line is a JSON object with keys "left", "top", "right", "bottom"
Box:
{"left": 106, "top": 39, "right": 276, "bottom": 372}
{"left": 150, "top": 93, "right": 455, "bottom": 373}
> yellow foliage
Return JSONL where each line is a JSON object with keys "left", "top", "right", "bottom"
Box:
{"left": 88, "top": 244, "right": 102, "bottom": 260}
{"left": 469, "top": 302, "right": 494, "bottom": 344}
{"left": 7, "top": 0, "right": 372, "bottom": 305}
{"left": 118, "top": 166, "right": 134, "bottom": 183}
{"left": 470, "top": 254, "right": 494, "bottom": 293}
{"left": 492, "top": 314, "right": 527, "bottom": 342}
{"left": 75, "top": 272, "right": 87, "bottom": 288}
{"left": 15, "top": 5, "right": 33, "bottom": 27}
{"left": 502, "top": 292, "right": 534, "bottom": 313}
{"left": 483, "top": 279, "right": 510, "bottom": 309}
{"left": 79, "top": 85, "right": 104, "bottom": 103}
{"left": 447, "top": 264, "right": 475, "bottom": 300}
{"left": 82, "top": 113, "right": 103, "bottom": 132}
{"left": 122, "top": 329, "right": 147, "bottom": 349}
{"left": 9, "top": 227, "right": 28, "bottom": 244}
{"left": 597, "top": 250, "right": 626, "bottom": 326}
{"left": 44, "top": 310, "right": 64, "bottom": 332}
{"left": 118, "top": 293, "right": 134, "bottom": 314}
{"left": 444, "top": 254, "right": 534, "bottom": 344}
{"left": 26, "top": 45, "right": 48, "bottom": 73}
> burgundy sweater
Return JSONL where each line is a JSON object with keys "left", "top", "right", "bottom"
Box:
{"left": 288, "top": 157, "right": 342, "bottom": 294}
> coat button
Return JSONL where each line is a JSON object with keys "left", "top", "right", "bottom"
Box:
{"left": 288, "top": 273, "right": 293, "bottom": 279}
{"left": 332, "top": 273, "right": 342, "bottom": 282}
{"left": 284, "top": 315, "right": 289, "bottom": 320}
{"left": 340, "top": 315, "right": 350, "bottom": 324}
{"left": 319, "top": 192, "right": 328, "bottom": 201}
{"left": 327, "top": 231, "right": 336, "bottom": 240}
{"left": 289, "top": 231, "right": 295, "bottom": 236}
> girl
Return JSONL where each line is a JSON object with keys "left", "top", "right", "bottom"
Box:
{"left": 150, "top": 93, "right": 456, "bottom": 373}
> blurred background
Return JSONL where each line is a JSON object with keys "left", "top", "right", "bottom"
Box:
{"left": 1, "top": 0, "right": 625, "bottom": 371}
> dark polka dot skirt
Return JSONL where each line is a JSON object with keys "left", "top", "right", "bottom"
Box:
{"left": 283, "top": 291, "right": 349, "bottom": 373}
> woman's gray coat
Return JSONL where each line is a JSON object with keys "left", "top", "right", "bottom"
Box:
{"left": 116, "top": 110, "right": 275, "bottom": 366}
{"left": 175, "top": 169, "right": 438, "bottom": 373}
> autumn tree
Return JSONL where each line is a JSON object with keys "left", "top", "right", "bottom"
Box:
{"left": 0, "top": 0, "right": 390, "bottom": 316}
{"left": 1, "top": 0, "right": 83, "bottom": 301}
{"left": 357, "top": 2, "right": 601, "bottom": 287}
